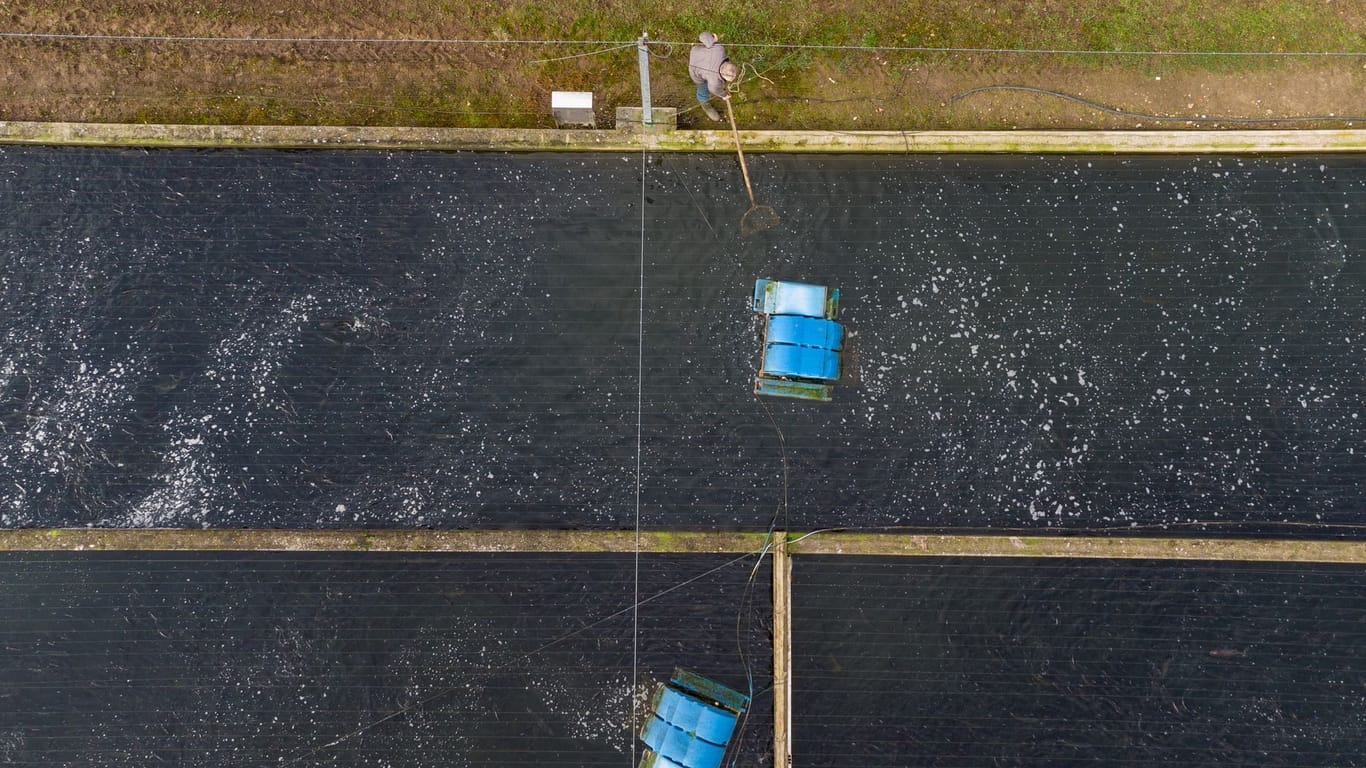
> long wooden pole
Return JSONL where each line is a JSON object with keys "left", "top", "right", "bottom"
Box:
{"left": 724, "top": 97, "right": 758, "bottom": 206}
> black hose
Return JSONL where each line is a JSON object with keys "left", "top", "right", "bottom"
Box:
{"left": 947, "top": 84, "right": 1366, "bottom": 124}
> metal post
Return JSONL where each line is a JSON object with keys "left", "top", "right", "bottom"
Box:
{"left": 773, "top": 531, "right": 792, "bottom": 766}
{"left": 637, "top": 31, "right": 652, "bottom": 126}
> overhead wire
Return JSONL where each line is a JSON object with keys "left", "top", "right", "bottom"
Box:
{"left": 28, "top": 90, "right": 546, "bottom": 118}
{"left": 630, "top": 115, "right": 649, "bottom": 768}
{"left": 529, "top": 42, "right": 637, "bottom": 65}
{"left": 724, "top": 41, "right": 1366, "bottom": 57}
{"left": 0, "top": 32, "right": 637, "bottom": 45}
{"left": 0, "top": 30, "right": 1361, "bottom": 57}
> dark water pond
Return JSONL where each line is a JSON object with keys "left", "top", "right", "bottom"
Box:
{"left": 0, "top": 551, "right": 772, "bottom": 766}
{"left": 0, "top": 148, "right": 1362, "bottom": 532}
{"left": 3, "top": 551, "right": 1359, "bottom": 767}
{"left": 794, "top": 556, "right": 1366, "bottom": 767}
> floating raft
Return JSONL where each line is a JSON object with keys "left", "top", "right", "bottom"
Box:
{"left": 639, "top": 668, "right": 751, "bottom": 768}
{"left": 753, "top": 278, "right": 844, "bottom": 401}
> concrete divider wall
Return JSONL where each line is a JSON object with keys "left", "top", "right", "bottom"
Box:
{"left": 4, "top": 529, "right": 1365, "bottom": 563}
{"left": 2, "top": 121, "right": 1363, "bottom": 153}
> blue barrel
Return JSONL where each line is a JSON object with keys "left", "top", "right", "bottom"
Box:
{"left": 639, "top": 669, "right": 749, "bottom": 768}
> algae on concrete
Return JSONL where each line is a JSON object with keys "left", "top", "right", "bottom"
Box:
{"left": 2, "top": 121, "right": 1364, "bottom": 154}
{"left": 2, "top": 529, "right": 1363, "bottom": 563}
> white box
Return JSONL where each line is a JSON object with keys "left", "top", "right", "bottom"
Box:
{"left": 551, "top": 91, "right": 595, "bottom": 128}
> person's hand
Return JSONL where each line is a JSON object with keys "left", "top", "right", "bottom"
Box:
{"left": 722, "top": 92, "right": 731, "bottom": 101}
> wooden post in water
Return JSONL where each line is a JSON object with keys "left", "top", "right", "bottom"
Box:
{"left": 772, "top": 531, "right": 792, "bottom": 766}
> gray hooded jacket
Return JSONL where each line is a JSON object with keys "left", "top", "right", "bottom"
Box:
{"left": 688, "top": 42, "right": 729, "bottom": 99}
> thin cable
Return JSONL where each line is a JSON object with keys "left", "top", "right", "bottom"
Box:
{"left": 671, "top": 164, "right": 720, "bottom": 241}
{"left": 788, "top": 528, "right": 845, "bottom": 546}
{"left": 753, "top": 394, "right": 790, "bottom": 532}
{"left": 529, "top": 42, "right": 636, "bottom": 64}
{"left": 726, "top": 532, "right": 773, "bottom": 768}
{"left": 281, "top": 551, "right": 759, "bottom": 764}
{"left": 31, "top": 90, "right": 546, "bottom": 120}
{"left": 2, "top": 31, "right": 1360, "bottom": 57}
{"left": 721, "top": 41, "right": 1365, "bottom": 57}
{"left": 0, "top": 32, "right": 635, "bottom": 45}
{"left": 646, "top": 41, "right": 678, "bottom": 60}
{"left": 948, "top": 84, "right": 1366, "bottom": 124}
{"left": 725, "top": 394, "right": 794, "bottom": 765}
{"left": 630, "top": 141, "right": 648, "bottom": 767}
{"left": 727, "top": 62, "right": 775, "bottom": 96}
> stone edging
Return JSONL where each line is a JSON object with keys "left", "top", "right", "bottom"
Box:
{"left": 2, "top": 121, "right": 1364, "bottom": 153}
{"left": 3, "top": 529, "right": 1363, "bottom": 563}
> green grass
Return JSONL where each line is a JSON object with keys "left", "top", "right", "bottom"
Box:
{"left": 6, "top": 0, "right": 1362, "bottom": 129}
{"left": 1076, "top": 0, "right": 1359, "bottom": 52}
{"left": 529, "top": 0, "right": 1362, "bottom": 53}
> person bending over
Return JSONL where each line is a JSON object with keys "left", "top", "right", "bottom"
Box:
{"left": 688, "top": 31, "right": 739, "bottom": 122}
